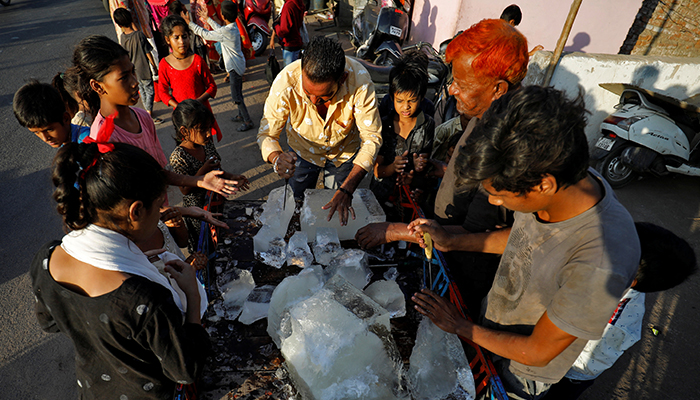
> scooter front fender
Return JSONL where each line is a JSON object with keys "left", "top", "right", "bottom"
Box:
{"left": 248, "top": 16, "right": 271, "bottom": 35}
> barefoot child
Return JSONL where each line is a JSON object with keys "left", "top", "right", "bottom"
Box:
{"left": 72, "top": 35, "right": 240, "bottom": 196}
{"left": 170, "top": 99, "right": 249, "bottom": 252}
{"left": 183, "top": 1, "right": 255, "bottom": 131}
{"left": 157, "top": 15, "right": 223, "bottom": 141}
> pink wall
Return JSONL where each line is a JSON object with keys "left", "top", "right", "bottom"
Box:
{"left": 409, "top": 0, "right": 640, "bottom": 55}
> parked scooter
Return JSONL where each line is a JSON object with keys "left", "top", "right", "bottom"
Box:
{"left": 242, "top": 0, "right": 272, "bottom": 57}
{"left": 351, "top": 41, "right": 455, "bottom": 122}
{"left": 592, "top": 83, "right": 700, "bottom": 188}
{"left": 348, "top": 0, "right": 410, "bottom": 66}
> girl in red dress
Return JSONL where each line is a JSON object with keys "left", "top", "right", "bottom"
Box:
{"left": 158, "top": 15, "right": 223, "bottom": 141}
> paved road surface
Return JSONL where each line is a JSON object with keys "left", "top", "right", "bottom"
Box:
{"left": 1, "top": 0, "right": 699, "bottom": 398}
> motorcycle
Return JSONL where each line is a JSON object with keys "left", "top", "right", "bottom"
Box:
{"left": 351, "top": 41, "right": 455, "bottom": 123}
{"left": 348, "top": 0, "right": 410, "bottom": 66}
{"left": 242, "top": 0, "right": 272, "bottom": 57}
{"left": 592, "top": 83, "right": 700, "bottom": 188}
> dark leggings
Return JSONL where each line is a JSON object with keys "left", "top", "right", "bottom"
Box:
{"left": 229, "top": 71, "right": 251, "bottom": 123}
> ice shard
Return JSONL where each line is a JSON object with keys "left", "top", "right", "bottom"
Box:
{"left": 287, "top": 231, "right": 314, "bottom": 268}
{"left": 219, "top": 268, "right": 256, "bottom": 320}
{"left": 325, "top": 249, "right": 372, "bottom": 290}
{"left": 259, "top": 185, "right": 295, "bottom": 237}
{"left": 312, "top": 227, "right": 342, "bottom": 266}
{"left": 301, "top": 189, "right": 386, "bottom": 240}
{"left": 239, "top": 285, "right": 276, "bottom": 325}
{"left": 281, "top": 275, "right": 408, "bottom": 400}
{"left": 364, "top": 280, "right": 406, "bottom": 318}
{"left": 408, "top": 317, "right": 476, "bottom": 400}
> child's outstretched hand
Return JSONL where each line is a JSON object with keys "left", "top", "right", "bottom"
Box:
{"left": 221, "top": 173, "right": 250, "bottom": 191}
{"left": 160, "top": 207, "right": 184, "bottom": 228}
{"left": 185, "top": 252, "right": 208, "bottom": 270}
{"left": 392, "top": 150, "right": 409, "bottom": 175}
{"left": 202, "top": 156, "right": 221, "bottom": 173}
{"left": 197, "top": 5, "right": 208, "bottom": 20}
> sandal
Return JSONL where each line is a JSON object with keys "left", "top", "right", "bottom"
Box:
{"left": 152, "top": 117, "right": 164, "bottom": 125}
{"left": 231, "top": 115, "right": 244, "bottom": 123}
{"left": 224, "top": 74, "right": 230, "bottom": 83}
{"left": 237, "top": 121, "right": 255, "bottom": 132}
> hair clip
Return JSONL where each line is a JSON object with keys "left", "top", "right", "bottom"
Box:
{"left": 74, "top": 161, "right": 84, "bottom": 191}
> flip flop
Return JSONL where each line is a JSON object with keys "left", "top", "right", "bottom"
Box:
{"left": 152, "top": 117, "right": 164, "bottom": 125}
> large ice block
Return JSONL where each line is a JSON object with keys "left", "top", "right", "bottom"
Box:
{"left": 312, "top": 227, "right": 343, "bottom": 266}
{"left": 259, "top": 185, "right": 295, "bottom": 236}
{"left": 325, "top": 249, "right": 372, "bottom": 290}
{"left": 281, "top": 275, "right": 407, "bottom": 400}
{"left": 301, "top": 189, "right": 386, "bottom": 240}
{"left": 219, "top": 268, "right": 256, "bottom": 320}
{"left": 408, "top": 317, "right": 475, "bottom": 400}
{"left": 267, "top": 265, "right": 326, "bottom": 347}
{"left": 364, "top": 280, "right": 406, "bottom": 318}
{"left": 287, "top": 231, "right": 314, "bottom": 268}
{"left": 238, "top": 284, "right": 276, "bottom": 325}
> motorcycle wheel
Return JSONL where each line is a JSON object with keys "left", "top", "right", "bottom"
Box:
{"left": 596, "top": 144, "right": 638, "bottom": 188}
{"left": 248, "top": 27, "right": 269, "bottom": 58}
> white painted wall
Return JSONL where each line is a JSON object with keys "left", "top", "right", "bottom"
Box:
{"left": 409, "top": 0, "right": 639, "bottom": 55}
{"left": 523, "top": 51, "right": 700, "bottom": 144}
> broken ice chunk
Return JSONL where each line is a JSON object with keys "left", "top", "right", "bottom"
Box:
{"left": 281, "top": 275, "right": 407, "bottom": 400}
{"left": 259, "top": 185, "right": 295, "bottom": 237}
{"left": 301, "top": 189, "right": 386, "bottom": 240}
{"left": 408, "top": 317, "right": 476, "bottom": 400}
{"left": 260, "top": 237, "right": 288, "bottom": 269}
{"left": 253, "top": 225, "right": 276, "bottom": 253}
{"left": 364, "top": 280, "right": 406, "bottom": 318}
{"left": 219, "top": 268, "right": 255, "bottom": 320}
{"left": 286, "top": 231, "right": 314, "bottom": 268}
{"left": 384, "top": 267, "right": 399, "bottom": 281}
{"left": 312, "top": 227, "right": 342, "bottom": 266}
{"left": 239, "top": 285, "right": 276, "bottom": 325}
{"left": 326, "top": 249, "right": 372, "bottom": 290}
{"left": 267, "top": 265, "right": 326, "bottom": 347}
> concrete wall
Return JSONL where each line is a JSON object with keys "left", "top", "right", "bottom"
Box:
{"left": 523, "top": 51, "right": 700, "bottom": 145}
{"left": 408, "top": 0, "right": 640, "bottom": 55}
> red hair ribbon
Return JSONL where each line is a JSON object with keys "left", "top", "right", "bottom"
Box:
{"left": 82, "top": 112, "right": 117, "bottom": 172}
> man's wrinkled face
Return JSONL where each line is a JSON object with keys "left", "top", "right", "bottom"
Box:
{"left": 448, "top": 55, "right": 500, "bottom": 119}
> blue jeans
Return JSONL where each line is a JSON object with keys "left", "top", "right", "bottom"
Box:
{"left": 138, "top": 79, "right": 154, "bottom": 113}
{"left": 283, "top": 49, "right": 301, "bottom": 67}
{"left": 289, "top": 152, "right": 356, "bottom": 198}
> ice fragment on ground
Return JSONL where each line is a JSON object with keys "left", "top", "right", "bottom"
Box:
{"left": 267, "top": 265, "right": 326, "bottom": 347}
{"left": 384, "top": 267, "right": 398, "bottom": 281}
{"left": 408, "top": 317, "right": 475, "bottom": 400}
{"left": 259, "top": 185, "right": 295, "bottom": 237}
{"left": 281, "top": 275, "right": 407, "bottom": 400}
{"left": 312, "top": 227, "right": 342, "bottom": 266}
{"left": 219, "top": 268, "right": 255, "bottom": 320}
{"left": 325, "top": 249, "right": 372, "bottom": 290}
{"left": 239, "top": 285, "right": 276, "bottom": 325}
{"left": 301, "top": 189, "right": 385, "bottom": 240}
{"left": 253, "top": 225, "right": 276, "bottom": 253}
{"left": 364, "top": 280, "right": 406, "bottom": 318}
{"left": 286, "top": 231, "right": 314, "bottom": 268}
{"left": 261, "top": 237, "right": 288, "bottom": 268}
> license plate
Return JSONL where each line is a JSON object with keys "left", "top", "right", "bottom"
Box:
{"left": 389, "top": 26, "right": 402, "bottom": 37}
{"left": 595, "top": 137, "right": 615, "bottom": 151}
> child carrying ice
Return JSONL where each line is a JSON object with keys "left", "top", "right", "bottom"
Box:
{"left": 158, "top": 15, "right": 224, "bottom": 141}
{"left": 370, "top": 50, "right": 435, "bottom": 213}
{"left": 170, "top": 99, "right": 249, "bottom": 252}
{"left": 182, "top": 1, "right": 254, "bottom": 131}
{"left": 13, "top": 81, "right": 90, "bottom": 147}
{"left": 113, "top": 8, "right": 163, "bottom": 125}
{"left": 542, "top": 222, "right": 697, "bottom": 400}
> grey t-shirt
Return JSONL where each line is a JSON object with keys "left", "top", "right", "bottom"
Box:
{"left": 482, "top": 169, "right": 640, "bottom": 383}
{"left": 121, "top": 30, "right": 153, "bottom": 81}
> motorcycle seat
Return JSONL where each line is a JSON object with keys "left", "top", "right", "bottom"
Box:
{"left": 351, "top": 57, "right": 393, "bottom": 84}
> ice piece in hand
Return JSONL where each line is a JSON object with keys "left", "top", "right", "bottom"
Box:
{"left": 220, "top": 268, "right": 255, "bottom": 320}
{"left": 239, "top": 284, "right": 276, "bottom": 325}
{"left": 408, "top": 317, "right": 475, "bottom": 400}
{"left": 267, "top": 265, "right": 326, "bottom": 347}
{"left": 287, "top": 231, "right": 314, "bottom": 268}
{"left": 326, "top": 249, "right": 372, "bottom": 290}
{"left": 364, "top": 280, "right": 406, "bottom": 318}
{"left": 259, "top": 185, "right": 295, "bottom": 237}
{"left": 281, "top": 275, "right": 407, "bottom": 400}
{"left": 312, "top": 227, "right": 342, "bottom": 266}
{"left": 301, "top": 189, "right": 386, "bottom": 240}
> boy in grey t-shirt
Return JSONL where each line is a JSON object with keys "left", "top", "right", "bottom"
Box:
{"left": 410, "top": 86, "right": 640, "bottom": 400}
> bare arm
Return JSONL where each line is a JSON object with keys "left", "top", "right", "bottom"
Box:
{"left": 413, "top": 289, "right": 577, "bottom": 367}
{"left": 408, "top": 218, "right": 511, "bottom": 254}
